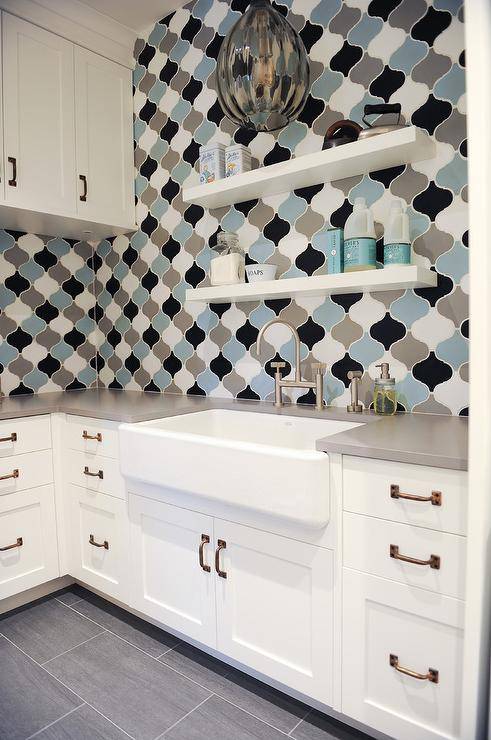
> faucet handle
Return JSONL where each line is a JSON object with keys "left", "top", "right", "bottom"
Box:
{"left": 347, "top": 370, "right": 362, "bottom": 380}
{"left": 271, "top": 361, "right": 286, "bottom": 371}
{"left": 311, "top": 362, "right": 326, "bottom": 375}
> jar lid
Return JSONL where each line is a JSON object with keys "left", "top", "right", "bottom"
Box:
{"left": 199, "top": 142, "right": 226, "bottom": 153}
{"left": 226, "top": 144, "right": 252, "bottom": 155}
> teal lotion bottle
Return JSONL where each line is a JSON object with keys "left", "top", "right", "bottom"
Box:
{"left": 343, "top": 197, "right": 377, "bottom": 272}
{"left": 384, "top": 199, "right": 411, "bottom": 266}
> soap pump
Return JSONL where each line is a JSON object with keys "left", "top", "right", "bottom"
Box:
{"left": 374, "top": 362, "right": 397, "bottom": 416}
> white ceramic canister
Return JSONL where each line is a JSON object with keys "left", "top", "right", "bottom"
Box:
{"left": 199, "top": 142, "right": 225, "bottom": 184}
{"left": 225, "top": 144, "right": 252, "bottom": 177}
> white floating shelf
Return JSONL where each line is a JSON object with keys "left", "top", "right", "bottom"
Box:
{"left": 186, "top": 266, "right": 438, "bottom": 304}
{"left": 183, "top": 126, "right": 435, "bottom": 209}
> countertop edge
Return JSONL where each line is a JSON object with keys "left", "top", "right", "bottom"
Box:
{"left": 317, "top": 439, "right": 467, "bottom": 471}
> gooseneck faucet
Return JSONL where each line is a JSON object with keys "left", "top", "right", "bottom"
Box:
{"left": 257, "top": 318, "right": 325, "bottom": 410}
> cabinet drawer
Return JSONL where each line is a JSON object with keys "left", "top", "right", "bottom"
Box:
{"left": 343, "top": 512, "right": 466, "bottom": 600}
{"left": 0, "top": 415, "right": 51, "bottom": 457}
{"left": 70, "top": 485, "right": 128, "bottom": 601}
{"left": 0, "top": 450, "right": 53, "bottom": 495}
{"left": 343, "top": 569, "right": 464, "bottom": 740}
{"left": 343, "top": 456, "right": 467, "bottom": 535}
{"left": 64, "top": 415, "right": 119, "bottom": 459}
{"left": 66, "top": 450, "right": 125, "bottom": 500}
{"left": 0, "top": 485, "right": 59, "bottom": 600}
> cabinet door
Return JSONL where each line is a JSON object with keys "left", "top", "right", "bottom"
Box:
{"left": 0, "top": 486, "right": 59, "bottom": 600}
{"left": 215, "top": 519, "right": 334, "bottom": 705}
{"left": 342, "top": 569, "right": 464, "bottom": 740}
{"left": 74, "top": 47, "right": 134, "bottom": 227}
{"left": 129, "top": 495, "right": 216, "bottom": 647}
{"left": 70, "top": 485, "right": 129, "bottom": 602}
{"left": 2, "top": 14, "right": 76, "bottom": 213}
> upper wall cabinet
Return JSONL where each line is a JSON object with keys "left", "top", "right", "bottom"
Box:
{"left": 2, "top": 15, "right": 76, "bottom": 215}
{"left": 0, "top": 12, "right": 136, "bottom": 240}
{"left": 74, "top": 48, "right": 134, "bottom": 229}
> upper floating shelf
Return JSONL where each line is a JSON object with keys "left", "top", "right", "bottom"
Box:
{"left": 183, "top": 126, "right": 435, "bottom": 209}
{"left": 186, "top": 266, "right": 438, "bottom": 304}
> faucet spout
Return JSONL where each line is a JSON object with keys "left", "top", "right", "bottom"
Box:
{"left": 257, "top": 318, "right": 301, "bottom": 382}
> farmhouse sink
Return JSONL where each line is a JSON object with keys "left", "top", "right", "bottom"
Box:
{"left": 119, "top": 409, "right": 362, "bottom": 528}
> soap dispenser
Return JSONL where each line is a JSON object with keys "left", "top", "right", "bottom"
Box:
{"left": 374, "top": 363, "right": 397, "bottom": 416}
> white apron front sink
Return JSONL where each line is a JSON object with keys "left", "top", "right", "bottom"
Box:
{"left": 119, "top": 409, "right": 362, "bottom": 528}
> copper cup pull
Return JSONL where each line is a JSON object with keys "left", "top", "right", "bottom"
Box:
{"left": 8, "top": 156, "right": 17, "bottom": 187}
{"left": 215, "top": 539, "right": 227, "bottom": 578}
{"left": 0, "top": 469, "right": 19, "bottom": 481}
{"left": 79, "top": 174, "right": 88, "bottom": 202}
{"left": 199, "top": 534, "right": 211, "bottom": 572}
{"left": 390, "top": 544, "right": 440, "bottom": 570}
{"left": 84, "top": 466, "right": 103, "bottom": 479}
{"left": 390, "top": 654, "right": 439, "bottom": 683}
{"left": 82, "top": 431, "right": 102, "bottom": 442}
{"left": 89, "top": 534, "right": 109, "bottom": 550}
{"left": 391, "top": 484, "right": 442, "bottom": 506}
{"left": 0, "top": 432, "right": 17, "bottom": 444}
{"left": 0, "top": 536, "right": 23, "bottom": 552}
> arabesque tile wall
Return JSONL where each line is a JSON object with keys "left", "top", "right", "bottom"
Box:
{"left": 0, "top": 0, "right": 468, "bottom": 414}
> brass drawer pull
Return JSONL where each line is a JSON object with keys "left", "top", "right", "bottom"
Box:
{"left": 0, "top": 469, "right": 19, "bottom": 481}
{"left": 84, "top": 466, "right": 103, "bottom": 479}
{"left": 390, "top": 654, "right": 439, "bottom": 683}
{"left": 82, "top": 431, "right": 102, "bottom": 442}
{"left": 199, "top": 534, "right": 211, "bottom": 572}
{"left": 8, "top": 156, "right": 17, "bottom": 187}
{"left": 89, "top": 534, "right": 109, "bottom": 550}
{"left": 79, "top": 174, "right": 88, "bottom": 202}
{"left": 391, "top": 484, "right": 441, "bottom": 506}
{"left": 215, "top": 539, "right": 227, "bottom": 578}
{"left": 0, "top": 432, "right": 17, "bottom": 443}
{"left": 0, "top": 536, "right": 23, "bottom": 552}
{"left": 390, "top": 544, "right": 440, "bottom": 570}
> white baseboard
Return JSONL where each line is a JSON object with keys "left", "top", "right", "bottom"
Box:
{"left": 0, "top": 575, "right": 74, "bottom": 614}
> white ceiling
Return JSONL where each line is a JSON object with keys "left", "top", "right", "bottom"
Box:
{"left": 75, "top": 0, "right": 186, "bottom": 33}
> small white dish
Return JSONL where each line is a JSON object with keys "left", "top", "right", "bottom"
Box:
{"left": 245, "top": 264, "right": 277, "bottom": 282}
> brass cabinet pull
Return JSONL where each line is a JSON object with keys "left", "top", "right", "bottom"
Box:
{"left": 79, "top": 174, "right": 88, "bottom": 202}
{"left": 390, "top": 654, "right": 439, "bottom": 683}
{"left": 390, "top": 544, "right": 440, "bottom": 570}
{"left": 199, "top": 534, "right": 211, "bottom": 572}
{"left": 0, "top": 536, "right": 23, "bottom": 552}
{"left": 215, "top": 539, "right": 227, "bottom": 578}
{"left": 84, "top": 466, "right": 103, "bottom": 479}
{"left": 391, "top": 484, "right": 442, "bottom": 506}
{"left": 89, "top": 534, "right": 109, "bottom": 550}
{"left": 8, "top": 156, "right": 17, "bottom": 186}
{"left": 0, "top": 469, "right": 19, "bottom": 481}
{"left": 0, "top": 432, "right": 17, "bottom": 443}
{"left": 82, "top": 430, "right": 102, "bottom": 442}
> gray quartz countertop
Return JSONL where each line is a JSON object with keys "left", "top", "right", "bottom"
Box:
{"left": 0, "top": 389, "right": 468, "bottom": 471}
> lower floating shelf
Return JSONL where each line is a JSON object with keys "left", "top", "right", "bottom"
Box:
{"left": 185, "top": 266, "right": 437, "bottom": 304}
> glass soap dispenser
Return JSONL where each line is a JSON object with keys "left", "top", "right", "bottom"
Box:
{"left": 374, "top": 363, "right": 397, "bottom": 416}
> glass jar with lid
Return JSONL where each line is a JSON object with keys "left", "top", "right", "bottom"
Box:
{"left": 210, "top": 231, "right": 245, "bottom": 286}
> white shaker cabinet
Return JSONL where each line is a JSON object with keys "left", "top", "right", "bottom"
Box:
{"left": 2, "top": 14, "right": 76, "bottom": 215}
{"left": 215, "top": 518, "right": 334, "bottom": 705}
{"left": 128, "top": 495, "right": 217, "bottom": 648}
{"left": 74, "top": 47, "right": 134, "bottom": 228}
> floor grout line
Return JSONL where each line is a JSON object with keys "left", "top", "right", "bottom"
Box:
{"left": 158, "top": 694, "right": 214, "bottom": 739}
{"left": 0, "top": 634, "right": 135, "bottom": 740}
{"left": 42, "top": 630, "right": 106, "bottom": 665}
{"left": 46, "top": 601, "right": 310, "bottom": 738}
{"left": 55, "top": 596, "right": 84, "bottom": 607}
{"left": 25, "top": 704, "right": 83, "bottom": 739}
{"left": 288, "top": 708, "right": 312, "bottom": 737}
{"left": 58, "top": 599, "right": 180, "bottom": 662}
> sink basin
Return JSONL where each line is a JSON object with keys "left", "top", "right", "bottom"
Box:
{"left": 119, "top": 409, "right": 362, "bottom": 528}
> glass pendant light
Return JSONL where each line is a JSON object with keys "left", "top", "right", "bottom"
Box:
{"left": 216, "top": 0, "right": 310, "bottom": 132}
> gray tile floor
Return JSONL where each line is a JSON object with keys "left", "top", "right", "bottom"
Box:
{"left": 0, "top": 585, "right": 373, "bottom": 740}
